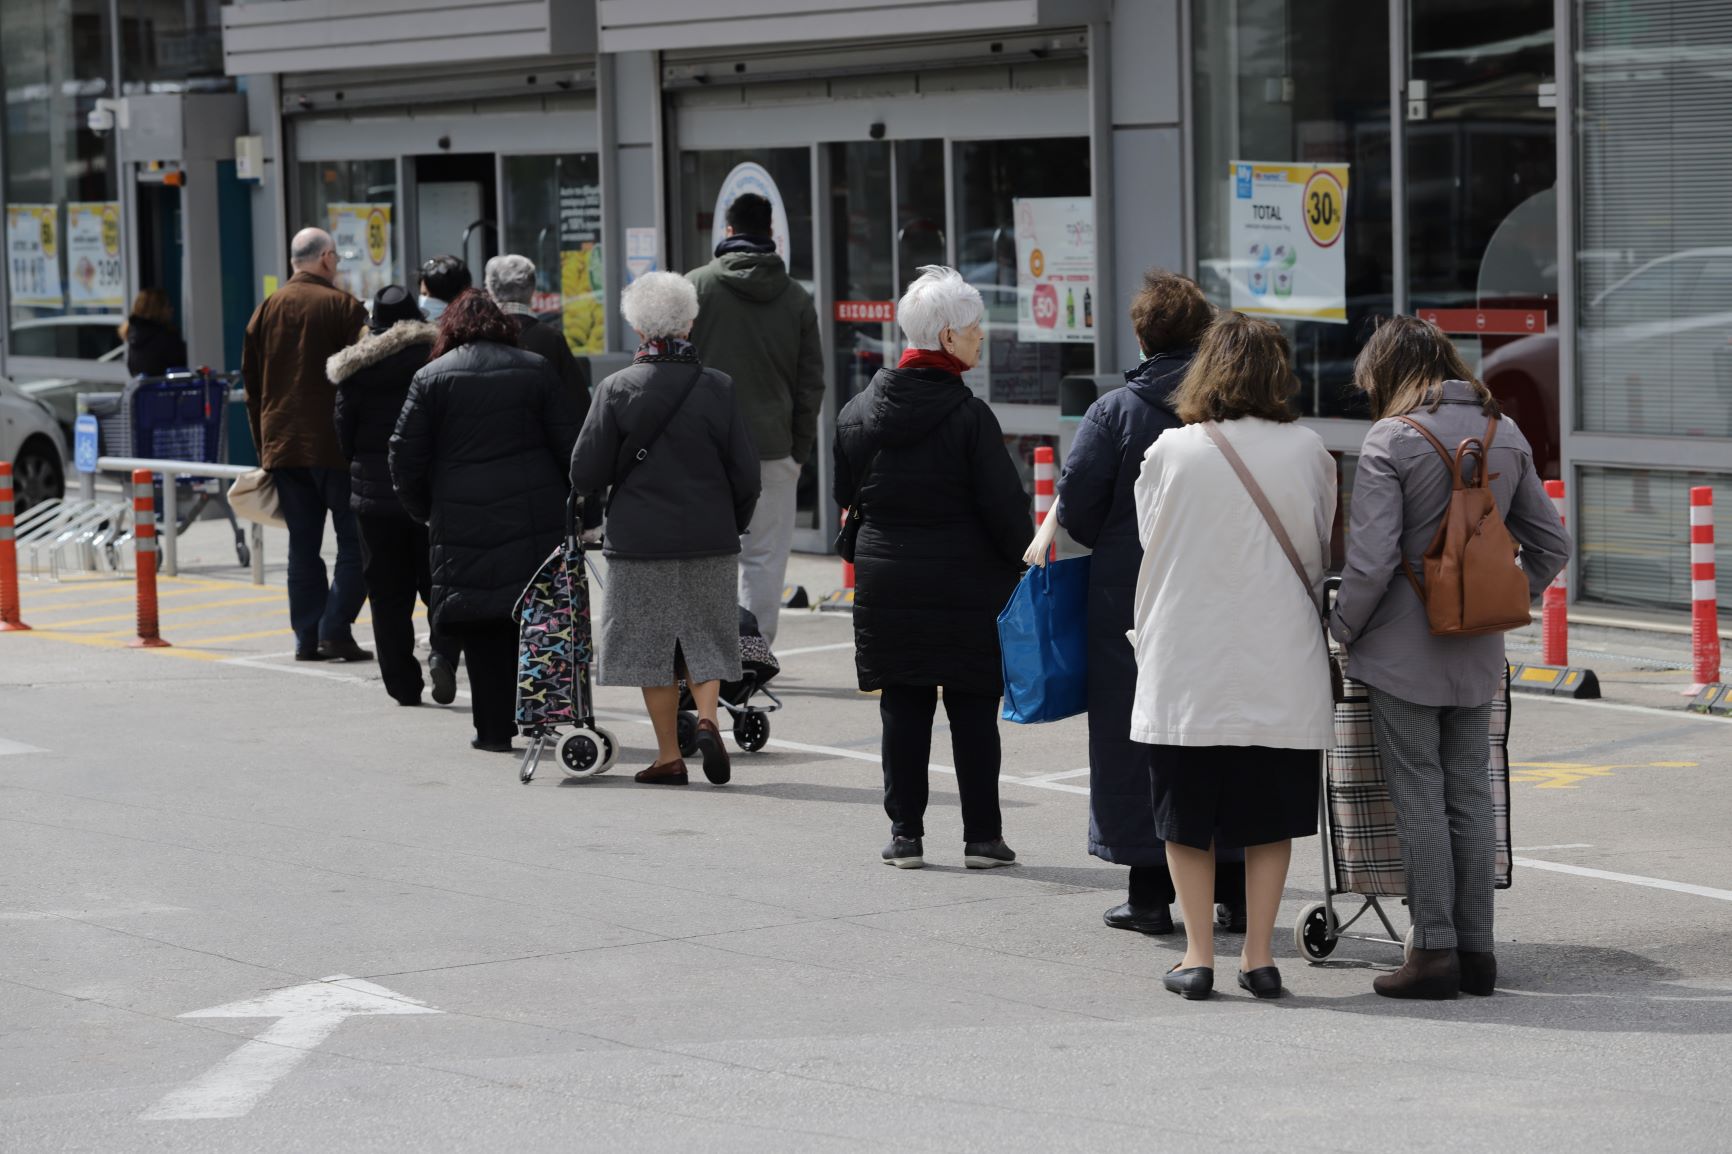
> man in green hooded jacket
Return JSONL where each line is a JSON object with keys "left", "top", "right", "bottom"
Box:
{"left": 687, "top": 192, "right": 824, "bottom": 646}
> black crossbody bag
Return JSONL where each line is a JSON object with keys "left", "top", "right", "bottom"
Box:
{"left": 605, "top": 363, "right": 705, "bottom": 515}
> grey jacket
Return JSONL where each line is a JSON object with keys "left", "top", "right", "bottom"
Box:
{"left": 1329, "top": 381, "right": 1570, "bottom": 707}
{"left": 569, "top": 355, "right": 761, "bottom": 560}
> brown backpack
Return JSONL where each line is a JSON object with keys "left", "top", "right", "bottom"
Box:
{"left": 1396, "top": 414, "right": 1532, "bottom": 636}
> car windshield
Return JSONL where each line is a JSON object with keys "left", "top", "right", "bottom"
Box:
{"left": 8, "top": 316, "right": 126, "bottom": 361}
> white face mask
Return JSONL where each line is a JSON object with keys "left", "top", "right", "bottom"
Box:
{"left": 420, "top": 295, "right": 446, "bottom": 320}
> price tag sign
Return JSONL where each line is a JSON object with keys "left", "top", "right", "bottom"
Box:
{"left": 74, "top": 414, "right": 99, "bottom": 474}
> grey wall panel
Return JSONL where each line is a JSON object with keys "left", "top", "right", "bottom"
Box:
{"left": 598, "top": 0, "right": 1102, "bottom": 52}
{"left": 672, "top": 85, "right": 1087, "bottom": 148}
{"left": 1110, "top": 0, "right": 1181, "bottom": 126}
{"left": 222, "top": 0, "right": 594, "bottom": 75}
{"left": 290, "top": 105, "right": 598, "bottom": 160}
{"left": 611, "top": 51, "right": 657, "bottom": 147}
{"left": 1110, "top": 125, "right": 1185, "bottom": 369}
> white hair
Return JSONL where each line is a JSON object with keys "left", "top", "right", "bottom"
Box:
{"left": 897, "top": 265, "right": 983, "bottom": 350}
{"left": 622, "top": 271, "right": 700, "bottom": 339}
{"left": 484, "top": 254, "right": 536, "bottom": 304}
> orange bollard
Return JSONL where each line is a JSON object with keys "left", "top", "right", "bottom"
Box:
{"left": 129, "top": 469, "right": 170, "bottom": 648}
{"left": 1034, "top": 445, "right": 1056, "bottom": 562}
{"left": 1543, "top": 480, "right": 1567, "bottom": 666}
{"left": 0, "top": 462, "right": 29, "bottom": 631}
{"left": 1690, "top": 486, "right": 1719, "bottom": 690}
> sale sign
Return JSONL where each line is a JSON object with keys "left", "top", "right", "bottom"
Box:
{"left": 68, "top": 202, "right": 125, "bottom": 309}
{"left": 1014, "top": 197, "right": 1095, "bottom": 344}
{"left": 6, "top": 204, "right": 64, "bottom": 309}
{"left": 1227, "top": 161, "right": 1350, "bottom": 324}
{"left": 327, "top": 202, "right": 394, "bottom": 303}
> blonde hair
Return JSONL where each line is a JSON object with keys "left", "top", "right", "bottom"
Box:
{"left": 1171, "top": 312, "right": 1298, "bottom": 425}
{"left": 1353, "top": 315, "right": 1499, "bottom": 420}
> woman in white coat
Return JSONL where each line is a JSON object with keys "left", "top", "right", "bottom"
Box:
{"left": 1130, "top": 312, "right": 1337, "bottom": 1001}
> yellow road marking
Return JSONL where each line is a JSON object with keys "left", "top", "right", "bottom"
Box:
{"left": 1510, "top": 760, "right": 1699, "bottom": 789}
{"left": 27, "top": 592, "right": 284, "bottom": 630}
{"left": 11, "top": 630, "right": 227, "bottom": 661}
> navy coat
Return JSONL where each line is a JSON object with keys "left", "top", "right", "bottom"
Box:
{"left": 1057, "top": 351, "right": 1191, "bottom": 866}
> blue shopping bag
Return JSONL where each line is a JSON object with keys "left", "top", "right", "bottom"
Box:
{"left": 997, "top": 556, "right": 1091, "bottom": 724}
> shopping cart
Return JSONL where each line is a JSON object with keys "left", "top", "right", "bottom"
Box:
{"left": 1294, "top": 578, "right": 1514, "bottom": 963}
{"left": 513, "top": 495, "right": 620, "bottom": 784}
{"left": 91, "top": 370, "right": 251, "bottom": 567}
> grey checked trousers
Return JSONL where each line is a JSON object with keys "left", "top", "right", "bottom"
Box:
{"left": 1367, "top": 687, "right": 1496, "bottom": 952}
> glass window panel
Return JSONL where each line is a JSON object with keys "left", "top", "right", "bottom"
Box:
{"left": 294, "top": 159, "right": 399, "bottom": 303}
{"left": 1579, "top": 466, "right": 1731, "bottom": 611}
{"left": 828, "top": 141, "right": 892, "bottom": 405}
{"left": 502, "top": 153, "right": 603, "bottom": 356}
{"left": 1192, "top": 0, "right": 1393, "bottom": 418}
{"left": 952, "top": 137, "right": 1093, "bottom": 406}
{"left": 3, "top": 0, "right": 123, "bottom": 361}
{"left": 120, "top": 0, "right": 229, "bottom": 91}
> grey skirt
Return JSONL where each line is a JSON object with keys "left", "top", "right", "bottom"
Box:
{"left": 599, "top": 554, "right": 742, "bottom": 687}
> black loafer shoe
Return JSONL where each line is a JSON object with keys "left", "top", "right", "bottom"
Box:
{"left": 471, "top": 737, "right": 514, "bottom": 753}
{"left": 881, "top": 836, "right": 924, "bottom": 869}
{"left": 963, "top": 838, "right": 1017, "bottom": 869}
{"left": 695, "top": 718, "right": 731, "bottom": 785}
{"left": 1103, "top": 902, "right": 1176, "bottom": 935}
{"left": 318, "top": 638, "right": 375, "bottom": 663}
{"left": 1163, "top": 964, "right": 1214, "bottom": 1001}
{"left": 429, "top": 653, "right": 457, "bottom": 705}
{"left": 1237, "top": 966, "right": 1283, "bottom": 999}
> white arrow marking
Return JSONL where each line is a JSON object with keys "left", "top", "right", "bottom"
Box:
{"left": 0, "top": 738, "right": 47, "bottom": 757}
{"left": 141, "top": 975, "right": 442, "bottom": 1121}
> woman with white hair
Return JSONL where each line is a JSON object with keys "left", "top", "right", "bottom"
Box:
{"left": 570, "top": 271, "right": 761, "bottom": 786}
{"left": 834, "top": 265, "right": 1031, "bottom": 870}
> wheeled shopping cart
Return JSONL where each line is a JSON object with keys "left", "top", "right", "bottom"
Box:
{"left": 1295, "top": 592, "right": 1514, "bottom": 962}
{"left": 675, "top": 605, "right": 783, "bottom": 756}
{"left": 513, "top": 498, "right": 620, "bottom": 784}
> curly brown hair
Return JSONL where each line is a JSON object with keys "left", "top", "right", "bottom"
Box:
{"left": 1352, "top": 314, "right": 1500, "bottom": 420}
{"left": 1129, "top": 269, "right": 1213, "bottom": 355}
{"left": 429, "top": 289, "right": 519, "bottom": 361}
{"left": 1171, "top": 312, "right": 1298, "bottom": 425}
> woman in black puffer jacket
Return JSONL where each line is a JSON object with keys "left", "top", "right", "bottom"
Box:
{"left": 331, "top": 285, "right": 458, "bottom": 708}
{"left": 834, "top": 265, "right": 1030, "bottom": 872}
{"left": 390, "top": 290, "right": 581, "bottom": 751}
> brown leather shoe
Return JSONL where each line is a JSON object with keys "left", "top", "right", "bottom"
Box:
{"left": 1458, "top": 950, "right": 1497, "bottom": 996}
{"left": 1373, "top": 946, "right": 1460, "bottom": 1000}
{"left": 695, "top": 718, "right": 731, "bottom": 785}
{"left": 634, "top": 759, "right": 689, "bottom": 785}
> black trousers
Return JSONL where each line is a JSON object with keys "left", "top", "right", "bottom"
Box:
{"left": 356, "top": 513, "right": 458, "bottom": 703}
{"left": 442, "top": 619, "right": 519, "bottom": 744}
{"left": 880, "top": 685, "right": 1002, "bottom": 843}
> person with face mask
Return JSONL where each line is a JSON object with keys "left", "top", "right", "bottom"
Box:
{"left": 418, "top": 255, "right": 471, "bottom": 321}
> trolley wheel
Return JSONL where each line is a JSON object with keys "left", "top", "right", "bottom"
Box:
{"left": 676, "top": 711, "right": 700, "bottom": 758}
{"left": 1295, "top": 901, "right": 1337, "bottom": 963}
{"left": 732, "top": 711, "right": 770, "bottom": 753}
{"left": 559, "top": 728, "right": 606, "bottom": 778}
{"left": 594, "top": 726, "right": 620, "bottom": 774}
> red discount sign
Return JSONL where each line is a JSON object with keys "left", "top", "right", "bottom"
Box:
{"left": 1031, "top": 283, "right": 1059, "bottom": 329}
{"left": 834, "top": 300, "right": 896, "bottom": 323}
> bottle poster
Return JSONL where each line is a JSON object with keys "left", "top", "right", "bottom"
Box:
{"left": 6, "top": 204, "right": 65, "bottom": 309}
{"left": 1013, "top": 197, "right": 1095, "bottom": 345}
{"left": 1226, "top": 161, "right": 1350, "bottom": 324}
{"left": 67, "top": 202, "right": 125, "bottom": 309}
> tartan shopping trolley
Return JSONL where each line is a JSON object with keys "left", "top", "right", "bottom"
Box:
{"left": 513, "top": 495, "right": 620, "bottom": 784}
{"left": 1295, "top": 578, "right": 1514, "bottom": 963}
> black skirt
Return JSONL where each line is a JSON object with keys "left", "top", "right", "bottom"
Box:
{"left": 1150, "top": 745, "right": 1321, "bottom": 850}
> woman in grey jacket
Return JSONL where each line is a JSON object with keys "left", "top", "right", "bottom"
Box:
{"left": 570, "top": 272, "right": 761, "bottom": 787}
{"left": 1330, "top": 316, "right": 1569, "bottom": 1000}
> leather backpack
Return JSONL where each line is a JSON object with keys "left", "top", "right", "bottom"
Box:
{"left": 1396, "top": 414, "right": 1532, "bottom": 636}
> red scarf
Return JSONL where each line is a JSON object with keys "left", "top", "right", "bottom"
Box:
{"left": 896, "top": 347, "right": 972, "bottom": 376}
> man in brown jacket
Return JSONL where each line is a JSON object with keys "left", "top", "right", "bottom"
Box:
{"left": 242, "top": 228, "right": 371, "bottom": 661}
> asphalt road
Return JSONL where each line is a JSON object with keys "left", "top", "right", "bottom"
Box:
{"left": 1, "top": 545, "right": 1729, "bottom": 1152}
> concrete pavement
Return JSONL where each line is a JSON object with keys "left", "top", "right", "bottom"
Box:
{"left": 1, "top": 531, "right": 1729, "bottom": 1151}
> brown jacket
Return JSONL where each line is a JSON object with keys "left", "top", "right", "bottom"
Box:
{"left": 242, "top": 272, "right": 367, "bottom": 469}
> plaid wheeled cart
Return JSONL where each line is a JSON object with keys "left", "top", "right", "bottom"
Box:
{"left": 1296, "top": 641, "right": 1513, "bottom": 963}
{"left": 513, "top": 498, "right": 619, "bottom": 784}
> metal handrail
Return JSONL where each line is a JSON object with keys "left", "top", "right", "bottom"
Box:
{"left": 92, "top": 457, "right": 265, "bottom": 583}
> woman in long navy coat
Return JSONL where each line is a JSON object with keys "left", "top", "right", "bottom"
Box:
{"left": 1056, "top": 271, "right": 1244, "bottom": 933}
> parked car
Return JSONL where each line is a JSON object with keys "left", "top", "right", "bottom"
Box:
{"left": 7, "top": 315, "right": 128, "bottom": 438}
{"left": 0, "top": 374, "right": 70, "bottom": 512}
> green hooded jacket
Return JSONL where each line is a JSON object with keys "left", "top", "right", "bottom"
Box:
{"left": 687, "top": 249, "right": 825, "bottom": 464}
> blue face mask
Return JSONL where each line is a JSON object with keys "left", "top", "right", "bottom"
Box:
{"left": 419, "top": 295, "right": 446, "bottom": 320}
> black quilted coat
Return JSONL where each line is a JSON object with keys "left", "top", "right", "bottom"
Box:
{"left": 389, "top": 340, "right": 580, "bottom": 627}
{"left": 330, "top": 319, "right": 438, "bottom": 518}
{"left": 833, "top": 366, "right": 1030, "bottom": 695}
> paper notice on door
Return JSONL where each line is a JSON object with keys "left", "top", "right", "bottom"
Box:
{"left": 327, "top": 202, "right": 394, "bottom": 302}
{"left": 67, "top": 202, "right": 125, "bottom": 309}
{"left": 6, "top": 204, "right": 65, "bottom": 309}
{"left": 1013, "top": 197, "right": 1095, "bottom": 344}
{"left": 1227, "top": 161, "right": 1350, "bottom": 324}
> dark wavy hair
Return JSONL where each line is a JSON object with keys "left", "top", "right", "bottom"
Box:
{"left": 1130, "top": 268, "right": 1213, "bottom": 355}
{"left": 430, "top": 289, "right": 519, "bottom": 360}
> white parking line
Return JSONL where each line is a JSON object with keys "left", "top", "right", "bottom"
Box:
{"left": 1515, "top": 857, "right": 1732, "bottom": 903}
{"left": 0, "top": 738, "right": 47, "bottom": 757}
{"left": 1519, "top": 693, "right": 1729, "bottom": 723}
{"left": 774, "top": 641, "right": 856, "bottom": 657}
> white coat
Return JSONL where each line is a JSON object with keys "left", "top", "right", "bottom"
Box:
{"left": 1128, "top": 417, "right": 1338, "bottom": 748}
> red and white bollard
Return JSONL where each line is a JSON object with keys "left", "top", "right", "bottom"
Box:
{"left": 130, "top": 469, "right": 170, "bottom": 649}
{"left": 1543, "top": 479, "right": 1567, "bottom": 666}
{"left": 0, "top": 462, "right": 29, "bottom": 632}
{"left": 1033, "top": 445, "right": 1056, "bottom": 563}
{"left": 1690, "top": 486, "right": 1719, "bottom": 690}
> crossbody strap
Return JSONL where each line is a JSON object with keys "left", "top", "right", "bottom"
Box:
{"left": 1202, "top": 420, "right": 1318, "bottom": 611}
{"left": 607, "top": 362, "right": 706, "bottom": 514}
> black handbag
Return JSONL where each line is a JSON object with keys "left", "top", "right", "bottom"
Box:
{"left": 834, "top": 449, "right": 880, "bottom": 564}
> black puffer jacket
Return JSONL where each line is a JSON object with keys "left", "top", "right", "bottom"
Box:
{"left": 389, "top": 341, "right": 580, "bottom": 626}
{"left": 569, "top": 354, "right": 761, "bottom": 559}
{"left": 510, "top": 312, "right": 593, "bottom": 416}
{"left": 834, "top": 367, "right": 1030, "bottom": 695}
{"left": 330, "top": 320, "right": 438, "bottom": 517}
{"left": 124, "top": 317, "right": 187, "bottom": 378}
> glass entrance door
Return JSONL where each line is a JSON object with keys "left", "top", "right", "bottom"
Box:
{"left": 1406, "top": 0, "right": 1559, "bottom": 476}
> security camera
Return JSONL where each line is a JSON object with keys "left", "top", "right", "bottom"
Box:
{"left": 869, "top": 121, "right": 886, "bottom": 141}
{"left": 87, "top": 106, "right": 116, "bottom": 135}
{"left": 87, "top": 98, "right": 127, "bottom": 136}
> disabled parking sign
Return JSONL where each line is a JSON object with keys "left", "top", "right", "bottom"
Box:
{"left": 74, "top": 414, "right": 99, "bottom": 473}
